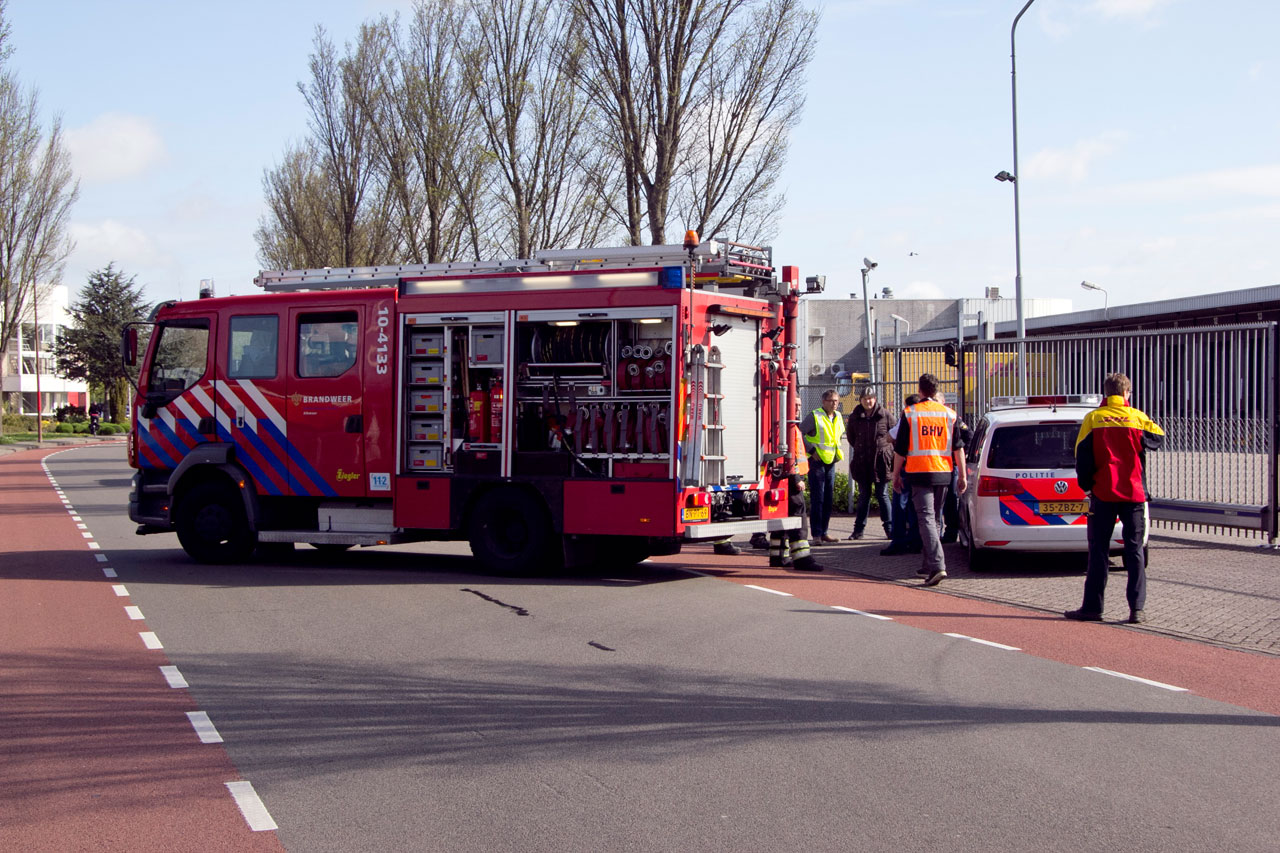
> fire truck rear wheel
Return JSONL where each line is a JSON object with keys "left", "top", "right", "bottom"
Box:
{"left": 175, "top": 481, "right": 257, "bottom": 564}
{"left": 468, "top": 488, "right": 557, "bottom": 575}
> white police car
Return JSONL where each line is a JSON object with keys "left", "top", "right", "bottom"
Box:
{"left": 958, "top": 395, "right": 1141, "bottom": 569}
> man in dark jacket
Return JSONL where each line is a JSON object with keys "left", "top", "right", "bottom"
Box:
{"left": 1065, "top": 372, "right": 1164, "bottom": 624}
{"left": 846, "top": 386, "right": 894, "bottom": 540}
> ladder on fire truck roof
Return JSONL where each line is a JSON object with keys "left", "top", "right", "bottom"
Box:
{"left": 253, "top": 240, "right": 774, "bottom": 293}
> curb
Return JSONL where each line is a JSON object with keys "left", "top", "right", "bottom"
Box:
{"left": 0, "top": 435, "right": 126, "bottom": 457}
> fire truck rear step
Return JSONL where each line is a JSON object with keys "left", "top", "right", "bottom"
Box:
{"left": 684, "top": 517, "right": 801, "bottom": 539}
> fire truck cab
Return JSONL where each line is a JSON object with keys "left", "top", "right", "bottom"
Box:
{"left": 124, "top": 241, "right": 815, "bottom": 572}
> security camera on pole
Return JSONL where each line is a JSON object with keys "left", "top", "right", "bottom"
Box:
{"left": 861, "top": 257, "right": 878, "bottom": 389}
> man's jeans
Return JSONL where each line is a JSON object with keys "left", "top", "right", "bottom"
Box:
{"left": 890, "top": 484, "right": 920, "bottom": 549}
{"left": 1081, "top": 497, "right": 1147, "bottom": 613}
{"left": 854, "top": 478, "right": 891, "bottom": 533}
{"left": 910, "top": 484, "right": 948, "bottom": 575}
{"left": 808, "top": 460, "right": 836, "bottom": 537}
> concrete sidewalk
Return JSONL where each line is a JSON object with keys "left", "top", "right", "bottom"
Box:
{"left": 812, "top": 512, "right": 1280, "bottom": 658}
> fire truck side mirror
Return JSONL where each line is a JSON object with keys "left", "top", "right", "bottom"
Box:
{"left": 805, "top": 275, "right": 825, "bottom": 294}
{"left": 123, "top": 326, "right": 139, "bottom": 367}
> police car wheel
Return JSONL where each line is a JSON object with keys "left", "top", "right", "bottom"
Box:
{"left": 176, "top": 481, "right": 257, "bottom": 564}
{"left": 964, "top": 515, "right": 988, "bottom": 572}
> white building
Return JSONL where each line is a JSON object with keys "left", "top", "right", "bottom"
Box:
{"left": 2, "top": 285, "right": 90, "bottom": 416}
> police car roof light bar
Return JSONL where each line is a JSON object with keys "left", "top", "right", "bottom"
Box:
{"left": 989, "top": 394, "right": 1102, "bottom": 409}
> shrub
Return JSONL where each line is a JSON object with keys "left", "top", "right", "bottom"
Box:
{"left": 72, "top": 422, "right": 89, "bottom": 434}
{"left": 3, "top": 413, "right": 36, "bottom": 432}
{"left": 55, "top": 404, "right": 87, "bottom": 423}
{"left": 54, "top": 422, "right": 74, "bottom": 434}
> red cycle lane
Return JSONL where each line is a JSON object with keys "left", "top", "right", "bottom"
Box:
{"left": 667, "top": 552, "right": 1280, "bottom": 718}
{"left": 0, "top": 448, "right": 284, "bottom": 853}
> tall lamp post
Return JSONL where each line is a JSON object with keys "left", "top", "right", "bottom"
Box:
{"left": 997, "top": 0, "right": 1039, "bottom": 396}
{"left": 861, "top": 257, "right": 878, "bottom": 388}
{"left": 1080, "top": 280, "right": 1108, "bottom": 321}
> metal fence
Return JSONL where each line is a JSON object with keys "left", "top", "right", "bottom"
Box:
{"left": 804, "top": 322, "right": 1279, "bottom": 541}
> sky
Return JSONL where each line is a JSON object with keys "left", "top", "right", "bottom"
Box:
{"left": 6, "top": 0, "right": 1279, "bottom": 312}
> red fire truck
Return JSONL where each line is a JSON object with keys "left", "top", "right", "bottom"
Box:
{"left": 123, "top": 238, "right": 822, "bottom": 571}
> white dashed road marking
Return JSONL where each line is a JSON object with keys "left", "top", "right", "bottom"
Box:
{"left": 1084, "top": 666, "right": 1188, "bottom": 692}
{"left": 944, "top": 633, "right": 1021, "bottom": 651}
{"left": 744, "top": 584, "right": 793, "bottom": 597}
{"left": 831, "top": 605, "right": 893, "bottom": 621}
{"left": 160, "top": 666, "right": 189, "bottom": 688}
{"left": 139, "top": 632, "right": 163, "bottom": 649}
{"left": 225, "top": 781, "right": 279, "bottom": 832}
{"left": 186, "top": 711, "right": 225, "bottom": 743}
{"left": 124, "top": 605, "right": 145, "bottom": 620}
{"left": 112, "top": 584, "right": 129, "bottom": 597}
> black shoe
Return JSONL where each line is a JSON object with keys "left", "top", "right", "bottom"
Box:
{"left": 1064, "top": 608, "right": 1103, "bottom": 622}
{"left": 1127, "top": 609, "right": 1146, "bottom": 624}
{"left": 880, "top": 545, "right": 909, "bottom": 556}
{"left": 792, "top": 560, "right": 823, "bottom": 572}
{"left": 922, "top": 568, "right": 946, "bottom": 587}
{"left": 940, "top": 529, "right": 958, "bottom": 544}
{"left": 749, "top": 533, "right": 770, "bottom": 550}
{"left": 713, "top": 542, "right": 742, "bottom": 556}
{"left": 847, "top": 529, "right": 864, "bottom": 540}
{"left": 915, "top": 566, "right": 931, "bottom": 577}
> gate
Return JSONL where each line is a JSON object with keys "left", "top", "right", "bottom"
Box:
{"left": 875, "top": 323, "right": 1279, "bottom": 541}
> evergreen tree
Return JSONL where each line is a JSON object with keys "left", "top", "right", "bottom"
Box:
{"left": 55, "top": 263, "right": 150, "bottom": 422}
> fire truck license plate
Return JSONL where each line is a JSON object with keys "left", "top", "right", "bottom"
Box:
{"left": 1038, "top": 501, "right": 1088, "bottom": 515}
{"left": 682, "top": 506, "right": 710, "bottom": 523}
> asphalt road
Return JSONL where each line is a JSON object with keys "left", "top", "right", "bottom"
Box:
{"left": 5, "top": 444, "right": 1279, "bottom": 852}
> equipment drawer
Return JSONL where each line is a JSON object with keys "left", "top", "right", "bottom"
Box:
{"left": 409, "top": 415, "right": 445, "bottom": 442}
{"left": 410, "top": 330, "right": 445, "bottom": 356}
{"left": 407, "top": 445, "right": 444, "bottom": 470}
{"left": 470, "top": 327, "right": 504, "bottom": 364}
{"left": 409, "top": 388, "right": 445, "bottom": 412}
{"left": 409, "top": 361, "right": 445, "bottom": 384}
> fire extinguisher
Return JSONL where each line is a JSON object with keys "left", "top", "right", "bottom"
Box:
{"left": 489, "top": 378, "right": 504, "bottom": 443}
{"left": 469, "top": 384, "right": 489, "bottom": 442}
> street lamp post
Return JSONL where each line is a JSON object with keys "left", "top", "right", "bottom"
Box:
{"left": 861, "top": 257, "right": 878, "bottom": 388}
{"left": 1080, "top": 280, "right": 1108, "bottom": 321}
{"left": 997, "top": 0, "right": 1039, "bottom": 396}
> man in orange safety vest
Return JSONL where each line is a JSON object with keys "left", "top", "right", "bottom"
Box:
{"left": 891, "top": 374, "right": 967, "bottom": 587}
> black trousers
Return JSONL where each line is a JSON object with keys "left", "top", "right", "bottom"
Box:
{"left": 1081, "top": 497, "right": 1147, "bottom": 614}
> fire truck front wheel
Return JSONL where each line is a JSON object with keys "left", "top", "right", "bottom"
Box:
{"left": 467, "top": 488, "right": 558, "bottom": 575}
{"left": 175, "top": 481, "right": 257, "bottom": 564}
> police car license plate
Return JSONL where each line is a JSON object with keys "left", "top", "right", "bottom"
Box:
{"left": 1038, "top": 501, "right": 1088, "bottom": 515}
{"left": 682, "top": 506, "right": 710, "bottom": 523}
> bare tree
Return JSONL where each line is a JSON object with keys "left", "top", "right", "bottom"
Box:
{"left": 465, "top": 0, "right": 616, "bottom": 258}
{"left": 376, "top": 5, "right": 493, "bottom": 263}
{"left": 255, "top": 27, "right": 398, "bottom": 270}
{"left": 674, "top": 0, "right": 817, "bottom": 244}
{"left": 0, "top": 0, "right": 79, "bottom": 427}
{"left": 573, "top": 0, "right": 815, "bottom": 245}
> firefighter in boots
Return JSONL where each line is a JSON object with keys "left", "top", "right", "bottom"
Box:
{"left": 770, "top": 473, "right": 821, "bottom": 571}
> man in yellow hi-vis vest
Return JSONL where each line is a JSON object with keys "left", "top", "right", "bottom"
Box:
{"left": 800, "top": 389, "right": 846, "bottom": 543}
{"left": 891, "top": 374, "right": 967, "bottom": 586}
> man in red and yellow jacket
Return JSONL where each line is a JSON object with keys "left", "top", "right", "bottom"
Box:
{"left": 1065, "top": 372, "right": 1164, "bottom": 624}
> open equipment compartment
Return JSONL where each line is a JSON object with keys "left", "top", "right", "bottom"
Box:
{"left": 513, "top": 307, "right": 676, "bottom": 480}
